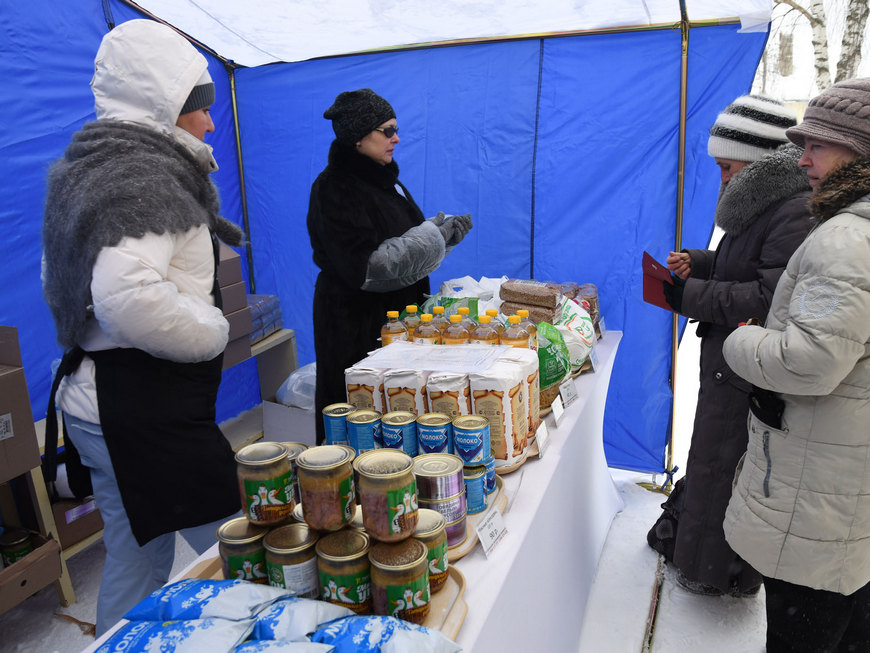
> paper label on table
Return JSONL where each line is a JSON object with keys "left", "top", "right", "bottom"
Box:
{"left": 598, "top": 316, "right": 607, "bottom": 338}
{"left": 536, "top": 422, "right": 551, "bottom": 459}
{"left": 588, "top": 340, "right": 600, "bottom": 372}
{"left": 476, "top": 506, "right": 507, "bottom": 558}
{"left": 559, "top": 377, "right": 578, "bottom": 408}
{"left": 550, "top": 395, "right": 565, "bottom": 425}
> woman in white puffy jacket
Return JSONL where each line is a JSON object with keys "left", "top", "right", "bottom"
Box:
{"left": 41, "top": 20, "right": 243, "bottom": 635}
{"left": 722, "top": 78, "right": 870, "bottom": 652}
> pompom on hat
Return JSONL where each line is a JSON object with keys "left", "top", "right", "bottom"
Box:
{"left": 323, "top": 88, "right": 395, "bottom": 145}
{"left": 786, "top": 78, "right": 870, "bottom": 156}
{"left": 708, "top": 95, "right": 797, "bottom": 162}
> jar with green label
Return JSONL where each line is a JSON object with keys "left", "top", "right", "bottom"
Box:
{"left": 369, "top": 538, "right": 430, "bottom": 624}
{"left": 236, "top": 442, "right": 296, "bottom": 526}
{"left": 296, "top": 445, "right": 356, "bottom": 531}
{"left": 355, "top": 448, "right": 418, "bottom": 542}
{"left": 413, "top": 508, "right": 448, "bottom": 593}
{"left": 264, "top": 523, "right": 320, "bottom": 598}
{"left": 217, "top": 516, "right": 268, "bottom": 583}
{"left": 316, "top": 529, "right": 371, "bottom": 614}
{"left": 0, "top": 527, "right": 33, "bottom": 567}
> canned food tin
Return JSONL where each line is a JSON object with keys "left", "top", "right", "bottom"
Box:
{"left": 236, "top": 442, "right": 296, "bottom": 526}
{"left": 264, "top": 523, "right": 320, "bottom": 598}
{"left": 323, "top": 403, "right": 355, "bottom": 445}
{"left": 380, "top": 411, "right": 418, "bottom": 457}
{"left": 413, "top": 509, "right": 448, "bottom": 593}
{"left": 0, "top": 527, "right": 33, "bottom": 567}
{"left": 412, "top": 453, "right": 464, "bottom": 498}
{"left": 369, "top": 538, "right": 430, "bottom": 623}
{"left": 316, "top": 530, "right": 372, "bottom": 614}
{"left": 416, "top": 412, "right": 453, "bottom": 455}
{"left": 452, "top": 415, "right": 491, "bottom": 464}
{"left": 296, "top": 445, "right": 356, "bottom": 531}
{"left": 463, "top": 464, "right": 487, "bottom": 514}
{"left": 418, "top": 490, "right": 467, "bottom": 524}
{"left": 483, "top": 455, "right": 496, "bottom": 495}
{"left": 355, "top": 449, "right": 418, "bottom": 542}
{"left": 217, "top": 516, "right": 268, "bottom": 583}
{"left": 445, "top": 513, "right": 468, "bottom": 548}
{"left": 346, "top": 409, "right": 382, "bottom": 454}
{"left": 282, "top": 441, "right": 308, "bottom": 505}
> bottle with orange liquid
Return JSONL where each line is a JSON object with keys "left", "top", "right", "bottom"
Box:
{"left": 381, "top": 310, "right": 408, "bottom": 346}
{"left": 457, "top": 306, "right": 476, "bottom": 333}
{"left": 500, "top": 315, "right": 530, "bottom": 349}
{"left": 470, "top": 315, "right": 500, "bottom": 345}
{"left": 486, "top": 308, "right": 505, "bottom": 338}
{"left": 403, "top": 304, "right": 421, "bottom": 334}
{"left": 431, "top": 305, "right": 450, "bottom": 333}
{"left": 516, "top": 309, "right": 538, "bottom": 350}
{"left": 442, "top": 314, "right": 470, "bottom": 345}
{"left": 413, "top": 314, "right": 442, "bottom": 344}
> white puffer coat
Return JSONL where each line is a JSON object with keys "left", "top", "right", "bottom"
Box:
{"left": 55, "top": 20, "right": 227, "bottom": 424}
{"left": 722, "top": 191, "right": 870, "bottom": 595}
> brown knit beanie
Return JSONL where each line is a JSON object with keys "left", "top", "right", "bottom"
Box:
{"left": 786, "top": 78, "right": 870, "bottom": 156}
{"left": 323, "top": 88, "right": 395, "bottom": 145}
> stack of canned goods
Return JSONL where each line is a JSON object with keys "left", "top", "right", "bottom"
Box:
{"left": 413, "top": 453, "right": 468, "bottom": 547}
{"left": 453, "top": 415, "right": 497, "bottom": 499}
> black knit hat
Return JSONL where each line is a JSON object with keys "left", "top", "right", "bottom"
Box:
{"left": 180, "top": 69, "right": 215, "bottom": 115}
{"left": 323, "top": 88, "right": 395, "bottom": 145}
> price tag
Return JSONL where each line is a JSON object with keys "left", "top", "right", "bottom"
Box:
{"left": 588, "top": 340, "right": 600, "bottom": 372}
{"left": 559, "top": 376, "right": 579, "bottom": 408}
{"left": 475, "top": 506, "right": 508, "bottom": 558}
{"left": 550, "top": 395, "right": 565, "bottom": 425}
{"left": 598, "top": 316, "right": 607, "bottom": 338}
{"left": 535, "top": 421, "right": 551, "bottom": 459}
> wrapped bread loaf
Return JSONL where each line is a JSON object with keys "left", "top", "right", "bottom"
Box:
{"left": 499, "top": 301, "right": 558, "bottom": 324}
{"left": 499, "top": 279, "right": 560, "bottom": 309}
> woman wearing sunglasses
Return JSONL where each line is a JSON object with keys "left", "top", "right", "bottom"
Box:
{"left": 307, "top": 88, "right": 472, "bottom": 443}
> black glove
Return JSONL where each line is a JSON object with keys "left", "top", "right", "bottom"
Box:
{"left": 662, "top": 274, "right": 686, "bottom": 313}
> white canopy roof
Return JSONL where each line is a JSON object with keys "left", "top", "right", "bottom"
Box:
{"left": 132, "top": 0, "right": 772, "bottom": 67}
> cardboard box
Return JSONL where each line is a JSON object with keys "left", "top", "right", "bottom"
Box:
{"left": 222, "top": 335, "right": 252, "bottom": 370}
{"left": 0, "top": 327, "right": 40, "bottom": 485}
{"left": 51, "top": 498, "right": 104, "bottom": 550}
{"left": 0, "top": 533, "right": 61, "bottom": 615}
{"left": 225, "top": 307, "right": 253, "bottom": 342}
{"left": 221, "top": 281, "right": 247, "bottom": 315}
{"left": 218, "top": 243, "right": 243, "bottom": 287}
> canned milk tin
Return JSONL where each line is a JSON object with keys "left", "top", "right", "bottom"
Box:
{"left": 412, "top": 453, "right": 464, "bottom": 499}
{"left": 416, "top": 412, "right": 453, "bottom": 455}
{"left": 463, "top": 464, "right": 487, "bottom": 514}
{"left": 346, "top": 409, "right": 382, "bottom": 454}
{"left": 418, "top": 491, "right": 467, "bottom": 524}
{"left": 452, "top": 415, "right": 490, "bottom": 464}
{"left": 380, "top": 411, "right": 418, "bottom": 457}
{"left": 323, "top": 403, "right": 355, "bottom": 445}
{"left": 483, "top": 455, "right": 496, "bottom": 494}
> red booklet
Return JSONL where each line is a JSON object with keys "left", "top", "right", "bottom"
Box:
{"left": 642, "top": 251, "right": 674, "bottom": 312}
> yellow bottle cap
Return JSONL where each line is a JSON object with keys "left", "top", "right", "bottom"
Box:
{"left": 433, "top": 306, "right": 445, "bottom": 314}
{"left": 406, "top": 305, "right": 418, "bottom": 314}
{"left": 517, "top": 309, "right": 529, "bottom": 318}
{"left": 458, "top": 307, "right": 469, "bottom": 315}
{"left": 421, "top": 314, "right": 433, "bottom": 322}
{"left": 508, "top": 315, "right": 520, "bottom": 324}
{"left": 486, "top": 309, "right": 498, "bottom": 317}
{"left": 479, "top": 315, "right": 491, "bottom": 324}
{"left": 450, "top": 314, "right": 462, "bottom": 322}
{"left": 387, "top": 310, "right": 399, "bottom": 318}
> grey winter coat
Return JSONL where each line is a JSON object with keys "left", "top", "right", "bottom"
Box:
{"left": 670, "top": 144, "right": 812, "bottom": 592}
{"left": 723, "top": 157, "right": 870, "bottom": 595}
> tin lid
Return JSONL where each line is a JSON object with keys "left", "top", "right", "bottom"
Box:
{"left": 382, "top": 411, "right": 417, "bottom": 426}
{"left": 316, "top": 529, "right": 370, "bottom": 562}
{"left": 296, "top": 445, "right": 351, "bottom": 471}
{"left": 413, "top": 453, "right": 463, "bottom": 479}
{"left": 336, "top": 444, "right": 357, "bottom": 464}
{"left": 463, "top": 464, "right": 486, "bottom": 479}
{"left": 263, "top": 523, "right": 318, "bottom": 554}
{"left": 414, "top": 508, "right": 446, "bottom": 539}
{"left": 453, "top": 414, "right": 489, "bottom": 430}
{"left": 354, "top": 449, "right": 413, "bottom": 479}
{"left": 0, "top": 527, "right": 31, "bottom": 548}
{"left": 235, "top": 441, "right": 288, "bottom": 466}
{"left": 369, "top": 538, "right": 427, "bottom": 571}
{"left": 347, "top": 409, "right": 382, "bottom": 425}
{"left": 291, "top": 502, "right": 304, "bottom": 523}
{"left": 417, "top": 412, "right": 452, "bottom": 427}
{"left": 217, "top": 516, "right": 268, "bottom": 545}
{"left": 282, "top": 442, "right": 308, "bottom": 461}
{"left": 323, "top": 403, "right": 356, "bottom": 417}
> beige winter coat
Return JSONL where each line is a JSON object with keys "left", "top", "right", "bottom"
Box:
{"left": 722, "top": 195, "right": 870, "bottom": 595}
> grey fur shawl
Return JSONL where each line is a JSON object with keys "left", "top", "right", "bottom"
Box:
{"left": 43, "top": 120, "right": 243, "bottom": 348}
{"left": 715, "top": 144, "right": 811, "bottom": 235}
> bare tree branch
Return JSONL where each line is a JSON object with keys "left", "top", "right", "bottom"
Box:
{"left": 774, "top": 0, "right": 823, "bottom": 27}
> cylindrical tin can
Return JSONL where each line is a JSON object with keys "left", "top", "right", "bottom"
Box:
{"left": 316, "top": 530, "right": 371, "bottom": 614}
{"left": 296, "top": 445, "right": 356, "bottom": 531}
{"left": 463, "top": 464, "right": 487, "bottom": 514}
{"left": 236, "top": 442, "right": 296, "bottom": 526}
{"left": 413, "top": 509, "right": 448, "bottom": 593}
{"left": 355, "top": 449, "right": 418, "bottom": 542}
{"left": 452, "top": 415, "right": 490, "bottom": 464}
{"left": 445, "top": 513, "right": 467, "bottom": 548}
{"left": 416, "top": 413, "right": 453, "bottom": 455}
{"left": 323, "top": 403, "right": 355, "bottom": 445}
{"left": 418, "top": 491, "right": 467, "bottom": 525}
{"left": 0, "top": 527, "right": 33, "bottom": 567}
{"left": 282, "top": 441, "right": 308, "bottom": 505}
{"left": 412, "top": 453, "right": 464, "bottom": 499}
{"left": 483, "top": 455, "right": 496, "bottom": 495}
{"left": 369, "top": 538, "right": 430, "bottom": 623}
{"left": 346, "top": 409, "right": 382, "bottom": 454}
{"left": 217, "top": 516, "right": 268, "bottom": 583}
{"left": 380, "top": 411, "right": 418, "bottom": 457}
{"left": 264, "top": 523, "right": 320, "bottom": 598}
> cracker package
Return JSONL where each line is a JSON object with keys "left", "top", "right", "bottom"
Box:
{"left": 383, "top": 368, "right": 429, "bottom": 415}
{"left": 536, "top": 322, "right": 571, "bottom": 408}
{"left": 470, "top": 361, "right": 528, "bottom": 467}
{"left": 345, "top": 366, "right": 387, "bottom": 413}
{"left": 425, "top": 372, "right": 472, "bottom": 418}
{"left": 498, "top": 347, "right": 541, "bottom": 439}
{"left": 499, "top": 278, "right": 560, "bottom": 309}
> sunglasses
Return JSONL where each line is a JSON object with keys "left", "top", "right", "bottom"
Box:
{"left": 374, "top": 126, "right": 399, "bottom": 138}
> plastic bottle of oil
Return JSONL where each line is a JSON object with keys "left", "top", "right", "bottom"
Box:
{"left": 516, "top": 309, "right": 538, "bottom": 350}
{"left": 486, "top": 309, "right": 505, "bottom": 338}
{"left": 470, "top": 315, "right": 500, "bottom": 345}
{"left": 442, "top": 314, "right": 470, "bottom": 345}
{"left": 414, "top": 314, "right": 442, "bottom": 345}
{"left": 403, "top": 305, "right": 421, "bottom": 334}
{"left": 431, "top": 305, "right": 450, "bottom": 333}
{"left": 500, "top": 315, "right": 530, "bottom": 349}
{"left": 381, "top": 310, "right": 409, "bottom": 346}
{"left": 457, "top": 306, "right": 476, "bottom": 333}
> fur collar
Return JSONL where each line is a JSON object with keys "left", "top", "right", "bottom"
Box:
{"left": 715, "top": 144, "right": 811, "bottom": 235}
{"left": 328, "top": 139, "right": 401, "bottom": 190}
{"left": 810, "top": 156, "right": 870, "bottom": 223}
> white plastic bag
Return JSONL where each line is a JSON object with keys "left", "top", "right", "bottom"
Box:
{"left": 276, "top": 362, "right": 317, "bottom": 409}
